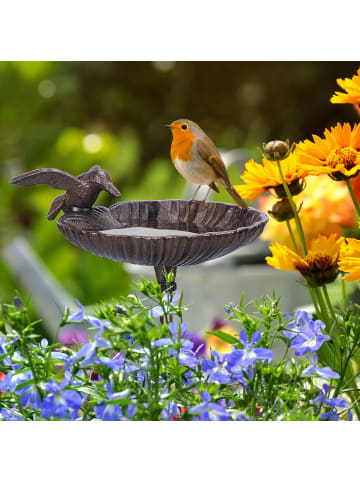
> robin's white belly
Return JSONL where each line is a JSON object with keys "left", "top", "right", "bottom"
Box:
{"left": 173, "top": 157, "right": 216, "bottom": 185}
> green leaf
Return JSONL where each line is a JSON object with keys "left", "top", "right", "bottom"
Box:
{"left": 206, "top": 330, "right": 239, "bottom": 345}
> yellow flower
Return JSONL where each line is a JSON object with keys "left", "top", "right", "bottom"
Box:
{"left": 234, "top": 153, "right": 307, "bottom": 202}
{"left": 339, "top": 238, "right": 360, "bottom": 282}
{"left": 296, "top": 122, "right": 360, "bottom": 180}
{"left": 266, "top": 234, "right": 344, "bottom": 287}
{"left": 260, "top": 176, "right": 356, "bottom": 248}
{"left": 330, "top": 67, "right": 360, "bottom": 104}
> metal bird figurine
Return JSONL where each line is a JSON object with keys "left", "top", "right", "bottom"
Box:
{"left": 10, "top": 165, "right": 122, "bottom": 221}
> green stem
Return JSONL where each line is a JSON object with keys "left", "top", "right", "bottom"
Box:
{"left": 276, "top": 159, "right": 307, "bottom": 255}
{"left": 286, "top": 219, "right": 301, "bottom": 255}
{"left": 345, "top": 178, "right": 360, "bottom": 218}
{"left": 341, "top": 277, "right": 347, "bottom": 313}
{"left": 322, "top": 285, "right": 336, "bottom": 322}
{"left": 314, "top": 286, "right": 331, "bottom": 329}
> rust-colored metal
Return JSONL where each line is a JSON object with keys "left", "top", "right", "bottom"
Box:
{"left": 10, "top": 165, "right": 121, "bottom": 220}
{"left": 10, "top": 167, "right": 269, "bottom": 297}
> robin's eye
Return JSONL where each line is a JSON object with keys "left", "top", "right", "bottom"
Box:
{"left": 181, "top": 124, "right": 188, "bottom": 130}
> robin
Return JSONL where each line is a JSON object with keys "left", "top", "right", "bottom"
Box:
{"left": 165, "top": 119, "right": 247, "bottom": 209}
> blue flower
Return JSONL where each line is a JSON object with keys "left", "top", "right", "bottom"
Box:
{"left": 189, "top": 391, "right": 231, "bottom": 421}
{"left": 201, "top": 350, "right": 232, "bottom": 384}
{"left": 224, "top": 301, "right": 237, "bottom": 314}
{"left": 0, "top": 369, "right": 33, "bottom": 393}
{"left": 94, "top": 383, "right": 131, "bottom": 421}
{"left": 283, "top": 310, "right": 313, "bottom": 339}
{"left": 227, "top": 330, "right": 273, "bottom": 371}
{"left": 302, "top": 353, "right": 340, "bottom": 380}
{"left": 17, "top": 384, "right": 41, "bottom": 410}
{"left": 290, "top": 321, "right": 330, "bottom": 356}
{"left": 311, "top": 384, "right": 352, "bottom": 420}
{"left": 161, "top": 401, "right": 180, "bottom": 420}
{"left": 68, "top": 300, "right": 110, "bottom": 341}
{"left": 71, "top": 336, "right": 111, "bottom": 367}
{"left": 97, "top": 352, "right": 125, "bottom": 371}
{"left": 149, "top": 292, "right": 181, "bottom": 318}
{"left": 41, "top": 379, "right": 83, "bottom": 420}
{"left": 153, "top": 320, "right": 192, "bottom": 349}
{"left": 0, "top": 407, "right": 24, "bottom": 421}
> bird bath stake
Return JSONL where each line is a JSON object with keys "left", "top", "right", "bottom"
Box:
{"left": 10, "top": 165, "right": 268, "bottom": 310}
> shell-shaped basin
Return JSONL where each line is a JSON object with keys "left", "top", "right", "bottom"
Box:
{"left": 56, "top": 200, "right": 268, "bottom": 267}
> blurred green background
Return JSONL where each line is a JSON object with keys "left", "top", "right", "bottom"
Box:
{"left": 1, "top": 61, "right": 359, "bottom": 318}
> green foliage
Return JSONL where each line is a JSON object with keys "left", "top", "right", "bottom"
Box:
{"left": 0, "top": 277, "right": 357, "bottom": 421}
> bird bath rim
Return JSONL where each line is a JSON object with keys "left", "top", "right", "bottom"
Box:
{"left": 56, "top": 199, "right": 268, "bottom": 270}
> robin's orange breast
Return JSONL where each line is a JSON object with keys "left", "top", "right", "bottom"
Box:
{"left": 170, "top": 131, "right": 196, "bottom": 162}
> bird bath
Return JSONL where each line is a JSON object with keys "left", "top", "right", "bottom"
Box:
{"left": 10, "top": 166, "right": 268, "bottom": 310}
{"left": 56, "top": 199, "right": 268, "bottom": 291}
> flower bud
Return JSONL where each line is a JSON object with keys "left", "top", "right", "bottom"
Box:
{"left": 273, "top": 178, "right": 306, "bottom": 199}
{"left": 268, "top": 199, "right": 294, "bottom": 222}
{"left": 13, "top": 296, "right": 24, "bottom": 308}
{"left": 263, "top": 140, "right": 291, "bottom": 161}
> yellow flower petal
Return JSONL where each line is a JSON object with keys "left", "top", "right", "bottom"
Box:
{"left": 235, "top": 153, "right": 308, "bottom": 202}
{"left": 330, "top": 67, "right": 360, "bottom": 104}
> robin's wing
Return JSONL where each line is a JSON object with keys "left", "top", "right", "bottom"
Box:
{"left": 209, "top": 182, "right": 219, "bottom": 193}
{"left": 10, "top": 168, "right": 81, "bottom": 191}
{"left": 196, "top": 137, "right": 231, "bottom": 186}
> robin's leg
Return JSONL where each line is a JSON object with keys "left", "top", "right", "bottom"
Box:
{"left": 200, "top": 186, "right": 212, "bottom": 206}
{"left": 190, "top": 185, "right": 201, "bottom": 201}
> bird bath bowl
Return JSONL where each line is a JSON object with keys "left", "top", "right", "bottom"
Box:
{"left": 56, "top": 200, "right": 268, "bottom": 291}
{"left": 10, "top": 165, "right": 268, "bottom": 302}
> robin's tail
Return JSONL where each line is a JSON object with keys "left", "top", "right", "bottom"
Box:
{"left": 225, "top": 183, "right": 248, "bottom": 209}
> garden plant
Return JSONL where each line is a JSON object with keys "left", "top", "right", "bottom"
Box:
{"left": 2, "top": 67, "right": 360, "bottom": 421}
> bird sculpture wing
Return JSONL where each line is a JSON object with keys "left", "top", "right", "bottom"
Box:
{"left": 196, "top": 137, "right": 231, "bottom": 186}
{"left": 10, "top": 168, "right": 82, "bottom": 191}
{"left": 47, "top": 194, "right": 65, "bottom": 220}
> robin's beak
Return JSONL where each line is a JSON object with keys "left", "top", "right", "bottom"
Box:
{"left": 164, "top": 124, "right": 172, "bottom": 129}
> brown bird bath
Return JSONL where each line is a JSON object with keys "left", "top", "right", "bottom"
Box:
{"left": 56, "top": 200, "right": 268, "bottom": 291}
{"left": 10, "top": 166, "right": 268, "bottom": 294}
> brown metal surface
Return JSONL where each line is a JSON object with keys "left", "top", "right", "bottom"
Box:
{"left": 57, "top": 200, "right": 268, "bottom": 267}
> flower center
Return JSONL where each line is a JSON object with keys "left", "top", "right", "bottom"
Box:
{"left": 296, "top": 253, "right": 339, "bottom": 287}
{"left": 303, "top": 253, "right": 334, "bottom": 272}
{"left": 326, "top": 146, "right": 359, "bottom": 171}
{"left": 304, "top": 338, "right": 317, "bottom": 348}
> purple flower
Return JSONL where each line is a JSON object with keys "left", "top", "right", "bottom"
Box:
{"left": 97, "top": 352, "right": 125, "bottom": 371}
{"left": 189, "top": 391, "right": 231, "bottom": 421}
{"left": 224, "top": 302, "right": 237, "bottom": 314}
{"left": 0, "top": 407, "right": 24, "bottom": 421}
{"left": 184, "top": 331, "right": 206, "bottom": 357}
{"left": 94, "top": 384, "right": 131, "bottom": 421}
{"left": 58, "top": 328, "right": 88, "bottom": 347}
{"left": 17, "top": 384, "right": 41, "bottom": 410}
{"left": 149, "top": 292, "right": 181, "bottom": 318}
{"left": 283, "top": 310, "right": 313, "bottom": 339}
{"left": 161, "top": 401, "right": 180, "bottom": 420}
{"left": 227, "top": 331, "right": 273, "bottom": 371}
{"left": 290, "top": 321, "right": 330, "bottom": 356}
{"left": 68, "top": 300, "right": 110, "bottom": 341}
{"left": 311, "top": 384, "right": 352, "bottom": 421}
{"left": 153, "top": 321, "right": 193, "bottom": 350}
{"left": 302, "top": 353, "right": 340, "bottom": 380}
{"left": 71, "top": 337, "right": 110, "bottom": 367}
{"left": 41, "top": 379, "right": 83, "bottom": 420}
{"left": 201, "top": 350, "right": 232, "bottom": 384}
{"left": 0, "top": 369, "right": 33, "bottom": 393}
